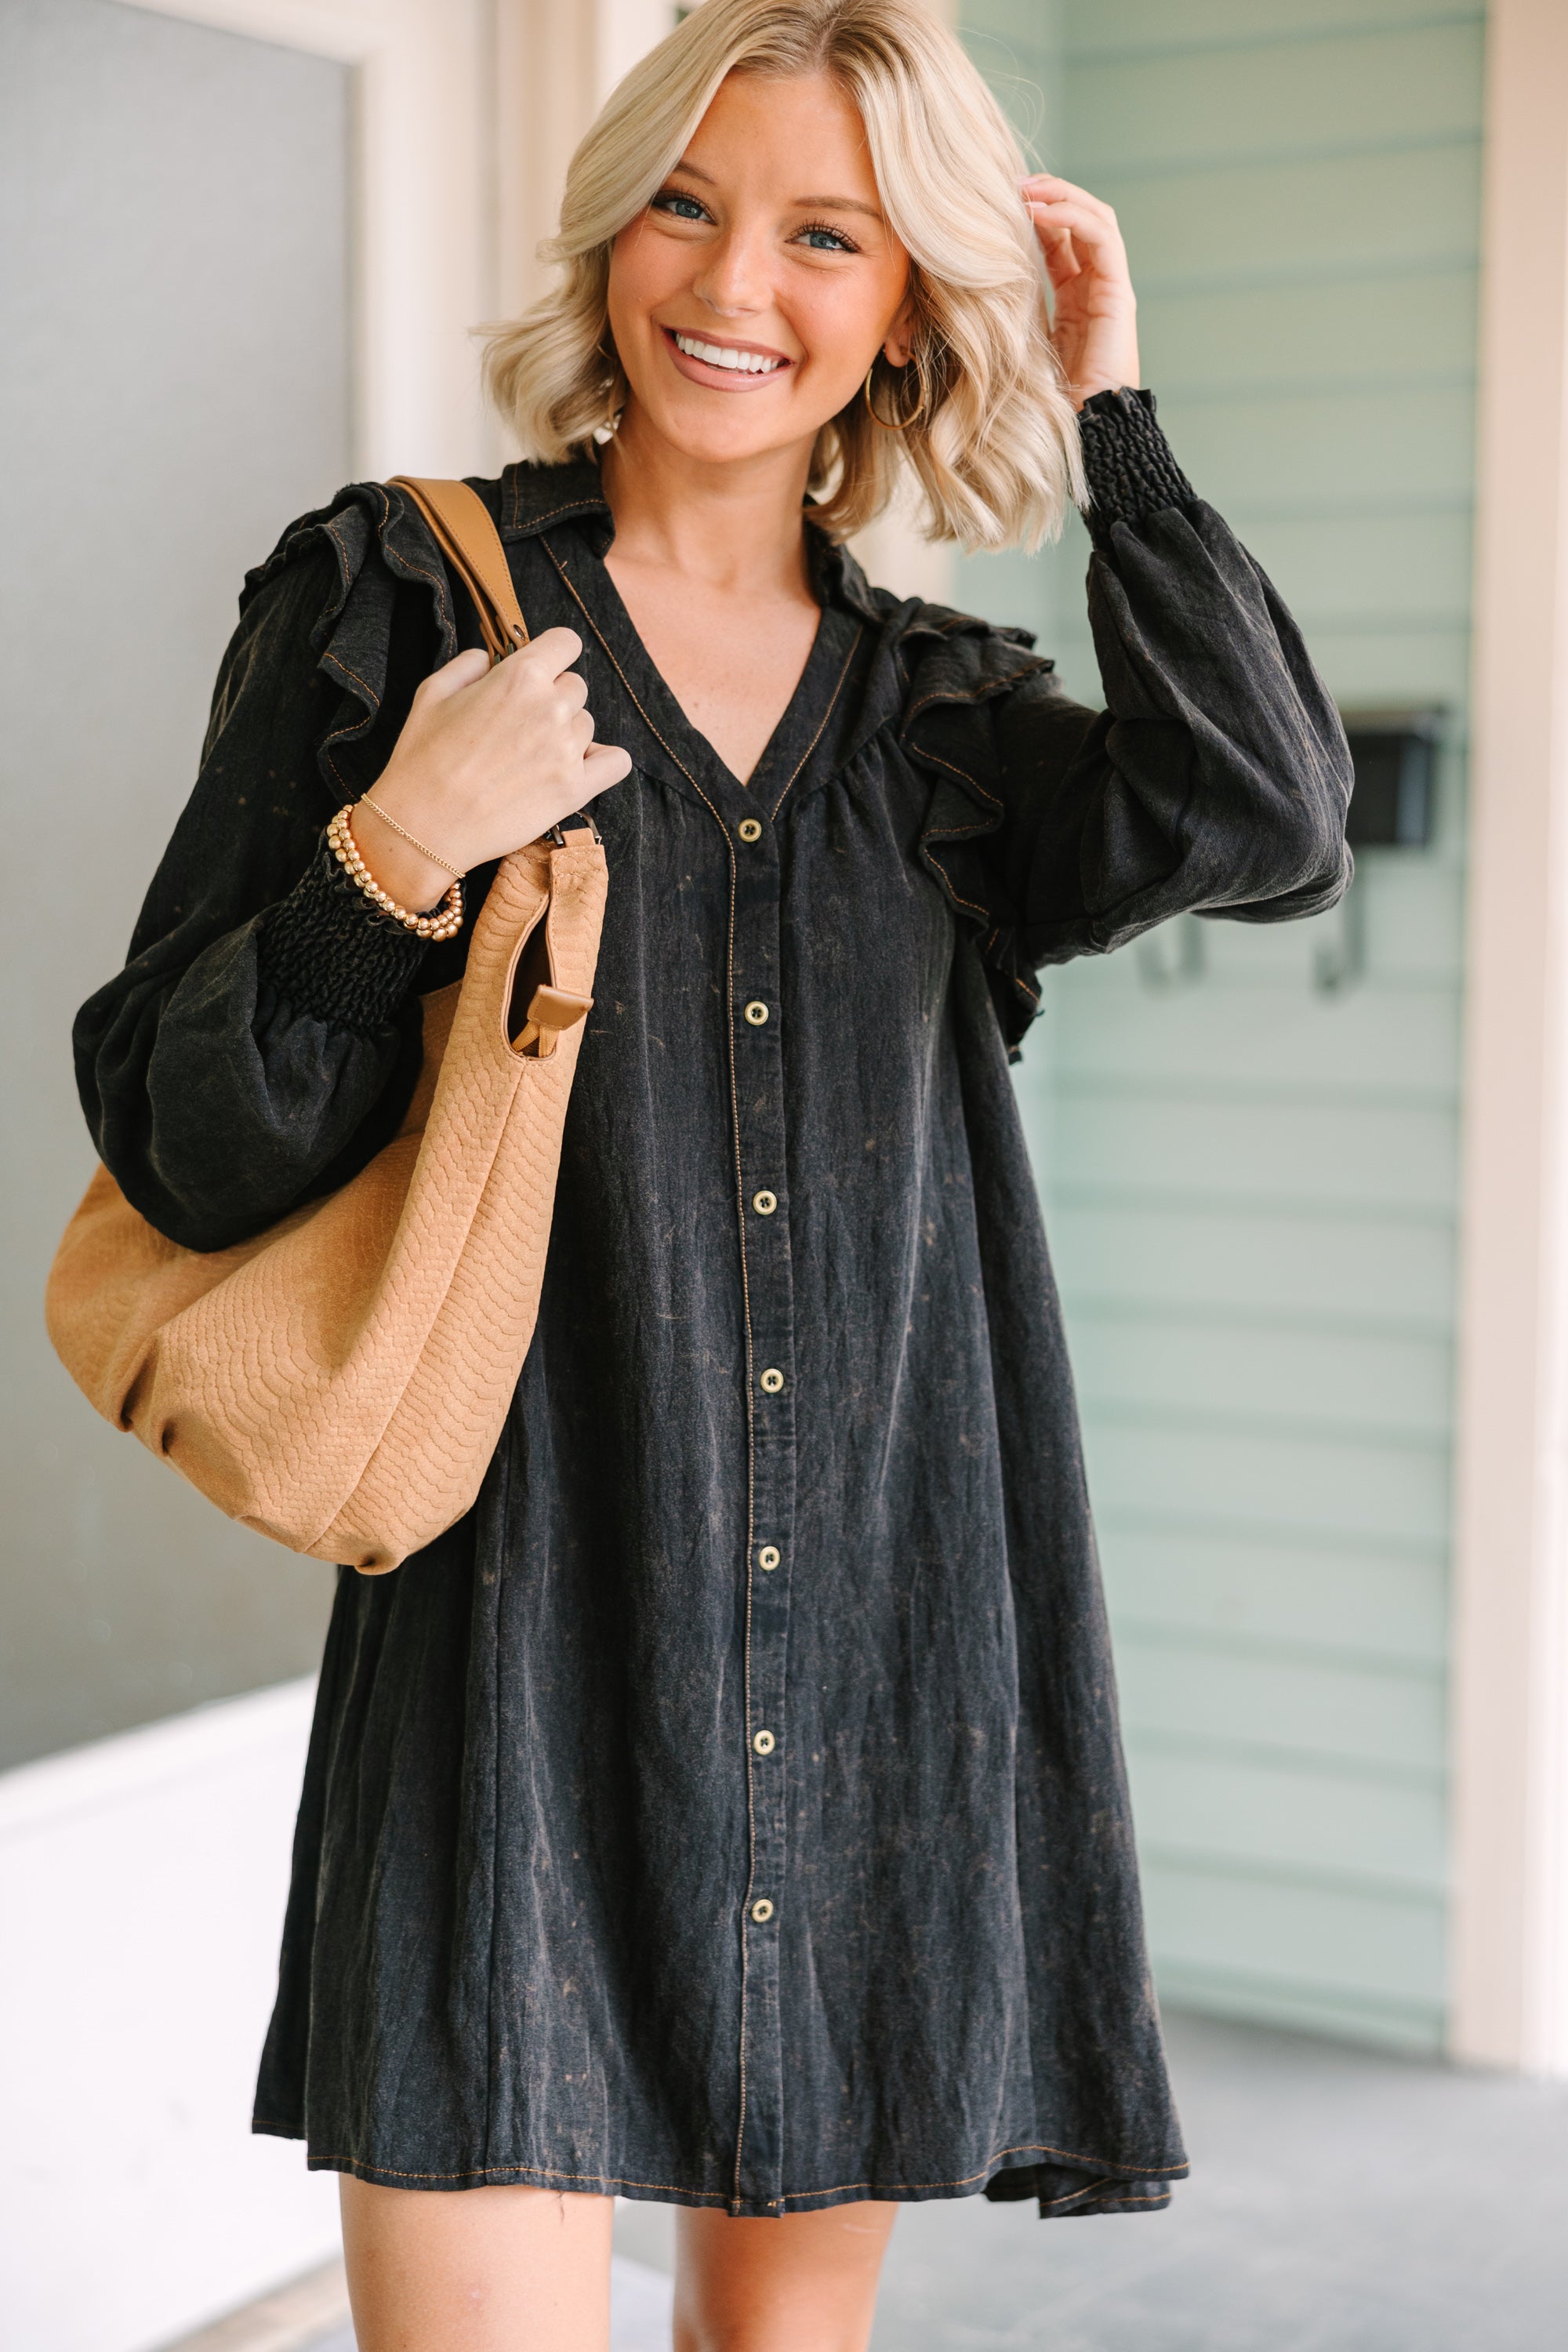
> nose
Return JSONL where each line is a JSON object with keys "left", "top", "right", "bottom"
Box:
{"left": 691, "top": 223, "right": 771, "bottom": 318}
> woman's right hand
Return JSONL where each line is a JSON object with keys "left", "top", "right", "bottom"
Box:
{"left": 348, "top": 629, "right": 632, "bottom": 909}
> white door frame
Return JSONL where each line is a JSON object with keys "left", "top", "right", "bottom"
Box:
{"left": 1452, "top": 0, "right": 1568, "bottom": 2075}
{"left": 122, "top": 0, "right": 674, "bottom": 477}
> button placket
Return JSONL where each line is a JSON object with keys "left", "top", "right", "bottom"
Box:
{"left": 728, "top": 804, "right": 796, "bottom": 2212}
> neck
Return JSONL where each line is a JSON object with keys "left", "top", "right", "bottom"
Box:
{"left": 599, "top": 404, "right": 816, "bottom": 603}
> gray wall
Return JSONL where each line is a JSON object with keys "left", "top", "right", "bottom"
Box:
{"left": 0, "top": 0, "right": 353, "bottom": 1768}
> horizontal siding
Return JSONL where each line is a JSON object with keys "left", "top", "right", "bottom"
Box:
{"left": 1102, "top": 1524, "right": 1447, "bottom": 1669}
{"left": 1052, "top": 1203, "right": 1454, "bottom": 1327}
{"left": 1067, "top": 0, "right": 1480, "bottom": 60}
{"left": 1037, "top": 974, "right": 1463, "bottom": 1091}
{"left": 1142, "top": 1864, "right": 1446, "bottom": 2047}
{"left": 1086, "top": 1415, "right": 1450, "bottom": 1547}
{"left": 1114, "top": 1636, "right": 1444, "bottom": 1776}
{"left": 1069, "top": 21, "right": 1484, "bottom": 173}
{"left": 1104, "top": 144, "right": 1481, "bottom": 295}
{"left": 1168, "top": 385, "right": 1475, "bottom": 507}
{"left": 1049, "top": 1085, "right": 1460, "bottom": 1210}
{"left": 1070, "top": 1309, "right": 1454, "bottom": 1439}
{"left": 1127, "top": 1746, "right": 1446, "bottom": 1892}
{"left": 960, "top": 0, "right": 1481, "bottom": 2052}
{"left": 1138, "top": 268, "right": 1479, "bottom": 399}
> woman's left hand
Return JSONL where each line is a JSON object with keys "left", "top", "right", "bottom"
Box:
{"left": 1021, "top": 173, "right": 1140, "bottom": 411}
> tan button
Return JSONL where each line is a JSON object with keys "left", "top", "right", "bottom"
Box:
{"left": 750, "top": 1897, "right": 775, "bottom": 1924}
{"left": 752, "top": 1728, "right": 776, "bottom": 1755}
{"left": 744, "top": 1000, "right": 769, "bottom": 1026}
{"left": 760, "top": 1368, "right": 785, "bottom": 1395}
{"left": 758, "top": 1544, "right": 781, "bottom": 1571}
{"left": 738, "top": 818, "right": 762, "bottom": 844}
{"left": 753, "top": 1189, "right": 777, "bottom": 1216}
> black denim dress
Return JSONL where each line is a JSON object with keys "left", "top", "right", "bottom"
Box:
{"left": 74, "top": 391, "right": 1352, "bottom": 2219}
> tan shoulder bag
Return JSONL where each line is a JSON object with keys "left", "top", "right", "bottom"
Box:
{"left": 45, "top": 477, "right": 608, "bottom": 1573}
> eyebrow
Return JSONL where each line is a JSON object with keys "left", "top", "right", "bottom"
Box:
{"left": 667, "top": 159, "right": 885, "bottom": 223}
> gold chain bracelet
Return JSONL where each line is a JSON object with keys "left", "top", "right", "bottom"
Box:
{"left": 327, "top": 805, "right": 464, "bottom": 942}
{"left": 356, "top": 793, "right": 466, "bottom": 878}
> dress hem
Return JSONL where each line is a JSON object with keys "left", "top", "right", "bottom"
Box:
{"left": 251, "top": 2116, "right": 1185, "bottom": 2220}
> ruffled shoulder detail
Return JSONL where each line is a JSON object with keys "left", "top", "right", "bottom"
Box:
{"left": 238, "top": 477, "right": 491, "bottom": 796}
{"left": 893, "top": 607, "right": 1058, "bottom": 1054}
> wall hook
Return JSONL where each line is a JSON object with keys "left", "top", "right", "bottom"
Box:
{"left": 1136, "top": 914, "right": 1206, "bottom": 992}
{"left": 1312, "top": 877, "right": 1365, "bottom": 994}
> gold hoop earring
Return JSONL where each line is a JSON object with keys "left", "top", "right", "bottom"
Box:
{"left": 862, "top": 356, "right": 929, "bottom": 432}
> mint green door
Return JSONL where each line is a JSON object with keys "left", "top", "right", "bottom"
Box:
{"left": 960, "top": 0, "right": 1483, "bottom": 2050}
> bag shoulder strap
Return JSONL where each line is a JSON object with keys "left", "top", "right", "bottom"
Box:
{"left": 388, "top": 476, "right": 528, "bottom": 663}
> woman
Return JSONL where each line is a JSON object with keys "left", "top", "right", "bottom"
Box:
{"left": 73, "top": 2, "right": 1350, "bottom": 2346}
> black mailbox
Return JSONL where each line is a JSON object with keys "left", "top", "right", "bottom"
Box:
{"left": 1340, "top": 709, "right": 1442, "bottom": 848}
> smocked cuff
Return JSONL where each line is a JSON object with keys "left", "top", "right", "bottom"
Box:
{"left": 258, "top": 837, "right": 429, "bottom": 1036}
{"left": 1078, "top": 387, "right": 1197, "bottom": 544}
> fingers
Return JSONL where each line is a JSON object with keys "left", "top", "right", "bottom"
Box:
{"left": 1020, "top": 172, "right": 1116, "bottom": 220}
{"left": 1020, "top": 175, "right": 1127, "bottom": 272}
{"left": 580, "top": 742, "right": 633, "bottom": 797}
{"left": 416, "top": 645, "right": 492, "bottom": 702}
{"left": 515, "top": 625, "right": 584, "bottom": 680}
{"left": 1026, "top": 196, "right": 1123, "bottom": 261}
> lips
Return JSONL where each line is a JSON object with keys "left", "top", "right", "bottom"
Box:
{"left": 662, "top": 325, "right": 793, "bottom": 387}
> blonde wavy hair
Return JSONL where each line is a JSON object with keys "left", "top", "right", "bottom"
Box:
{"left": 482, "top": 0, "right": 1083, "bottom": 551}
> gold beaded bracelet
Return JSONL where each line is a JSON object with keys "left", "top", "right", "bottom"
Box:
{"left": 326, "top": 804, "right": 464, "bottom": 942}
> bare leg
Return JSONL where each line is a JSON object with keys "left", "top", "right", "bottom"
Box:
{"left": 339, "top": 2176, "right": 614, "bottom": 2352}
{"left": 672, "top": 2201, "right": 898, "bottom": 2352}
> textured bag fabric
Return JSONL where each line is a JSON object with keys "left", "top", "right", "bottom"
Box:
{"left": 45, "top": 831, "right": 607, "bottom": 1569}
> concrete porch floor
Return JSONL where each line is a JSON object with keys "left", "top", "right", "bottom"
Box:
{"left": 294, "top": 2007, "right": 1568, "bottom": 2351}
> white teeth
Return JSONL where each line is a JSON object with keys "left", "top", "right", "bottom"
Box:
{"left": 673, "top": 332, "right": 783, "bottom": 374}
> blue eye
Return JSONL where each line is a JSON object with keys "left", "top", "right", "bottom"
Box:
{"left": 653, "top": 189, "right": 708, "bottom": 223}
{"left": 795, "top": 221, "right": 858, "bottom": 254}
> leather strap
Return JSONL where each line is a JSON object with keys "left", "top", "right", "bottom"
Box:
{"left": 389, "top": 476, "right": 529, "bottom": 663}
{"left": 389, "top": 473, "right": 600, "bottom": 851}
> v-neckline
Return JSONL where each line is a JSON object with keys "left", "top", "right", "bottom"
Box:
{"left": 536, "top": 526, "right": 865, "bottom": 822}
{"left": 597, "top": 564, "right": 827, "bottom": 793}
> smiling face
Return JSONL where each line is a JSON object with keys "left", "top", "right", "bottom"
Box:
{"left": 605, "top": 68, "right": 913, "bottom": 471}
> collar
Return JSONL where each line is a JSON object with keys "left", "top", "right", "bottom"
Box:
{"left": 499, "top": 455, "right": 612, "bottom": 544}
{"left": 496, "top": 456, "right": 888, "bottom": 626}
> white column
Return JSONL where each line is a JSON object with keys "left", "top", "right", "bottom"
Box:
{"left": 1451, "top": 0, "right": 1568, "bottom": 2075}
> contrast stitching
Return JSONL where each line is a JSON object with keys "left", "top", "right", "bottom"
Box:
{"left": 322, "top": 515, "right": 357, "bottom": 604}
{"left": 920, "top": 818, "right": 993, "bottom": 844}
{"left": 308, "top": 2154, "right": 730, "bottom": 2198}
{"left": 517, "top": 498, "right": 613, "bottom": 534}
{"left": 920, "top": 849, "right": 991, "bottom": 924}
{"left": 909, "top": 744, "right": 1003, "bottom": 809}
{"left": 902, "top": 688, "right": 1018, "bottom": 728}
{"left": 543, "top": 538, "right": 764, "bottom": 2218}
{"left": 323, "top": 744, "right": 356, "bottom": 798}
{"left": 543, "top": 546, "right": 698, "bottom": 785}
{"left": 389, "top": 543, "right": 452, "bottom": 637}
{"left": 321, "top": 648, "right": 381, "bottom": 709}
{"left": 381, "top": 494, "right": 457, "bottom": 643}
{"left": 299, "top": 2147, "right": 1181, "bottom": 2197}
{"left": 768, "top": 625, "right": 863, "bottom": 820}
{"left": 775, "top": 2141, "right": 1189, "bottom": 2198}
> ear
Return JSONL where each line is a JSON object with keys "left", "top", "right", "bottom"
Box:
{"left": 881, "top": 286, "right": 917, "bottom": 368}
